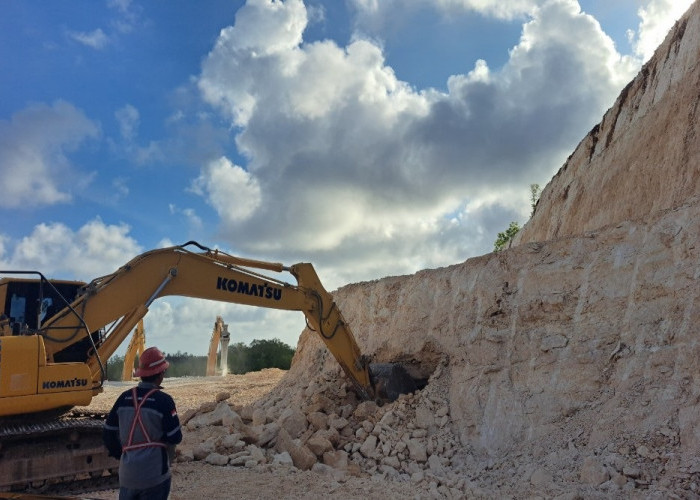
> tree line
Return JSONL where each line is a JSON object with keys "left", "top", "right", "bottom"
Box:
{"left": 105, "top": 338, "right": 295, "bottom": 380}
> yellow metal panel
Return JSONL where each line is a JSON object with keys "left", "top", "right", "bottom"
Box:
{"left": 1, "top": 390, "right": 93, "bottom": 416}
{"left": 38, "top": 362, "right": 92, "bottom": 394}
{"left": 0, "top": 335, "right": 39, "bottom": 397}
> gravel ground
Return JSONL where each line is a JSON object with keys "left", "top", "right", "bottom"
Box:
{"left": 89, "top": 462, "right": 426, "bottom": 500}
{"left": 82, "top": 369, "right": 430, "bottom": 500}
{"left": 88, "top": 368, "right": 287, "bottom": 414}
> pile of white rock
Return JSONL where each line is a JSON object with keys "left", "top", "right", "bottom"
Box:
{"left": 176, "top": 357, "right": 478, "bottom": 497}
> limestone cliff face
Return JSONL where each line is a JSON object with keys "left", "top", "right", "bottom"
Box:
{"left": 290, "top": 197, "right": 698, "bottom": 449}
{"left": 260, "top": 1, "right": 700, "bottom": 495}
{"left": 515, "top": 0, "right": 700, "bottom": 244}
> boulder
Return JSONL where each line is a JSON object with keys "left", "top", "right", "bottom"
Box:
{"left": 277, "top": 408, "right": 308, "bottom": 439}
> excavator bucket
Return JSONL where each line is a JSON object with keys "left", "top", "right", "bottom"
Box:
{"left": 369, "top": 363, "right": 418, "bottom": 402}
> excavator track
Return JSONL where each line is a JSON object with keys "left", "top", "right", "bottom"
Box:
{"left": 0, "top": 410, "right": 119, "bottom": 493}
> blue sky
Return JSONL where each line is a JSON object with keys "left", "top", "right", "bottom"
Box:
{"left": 0, "top": 0, "right": 693, "bottom": 356}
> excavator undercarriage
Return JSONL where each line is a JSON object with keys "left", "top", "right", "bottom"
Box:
{"left": 0, "top": 410, "right": 118, "bottom": 492}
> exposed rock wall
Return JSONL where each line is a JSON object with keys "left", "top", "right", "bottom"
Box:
{"left": 515, "top": 0, "right": 700, "bottom": 244}
{"left": 227, "top": 195, "right": 697, "bottom": 496}
{"left": 179, "top": 2, "right": 700, "bottom": 496}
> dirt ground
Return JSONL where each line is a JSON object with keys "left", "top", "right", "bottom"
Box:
{"left": 87, "top": 368, "right": 289, "bottom": 415}
{"left": 83, "top": 369, "right": 429, "bottom": 500}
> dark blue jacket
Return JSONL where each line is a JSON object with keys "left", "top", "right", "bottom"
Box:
{"left": 103, "top": 382, "right": 182, "bottom": 489}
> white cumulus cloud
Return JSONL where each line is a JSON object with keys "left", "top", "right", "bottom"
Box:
{"left": 190, "top": 157, "right": 262, "bottom": 224}
{"left": 0, "top": 219, "right": 142, "bottom": 280}
{"left": 0, "top": 101, "right": 100, "bottom": 209}
{"left": 194, "top": 0, "right": 638, "bottom": 284}
{"left": 628, "top": 0, "right": 695, "bottom": 62}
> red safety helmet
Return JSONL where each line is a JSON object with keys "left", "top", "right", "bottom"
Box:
{"left": 135, "top": 346, "right": 170, "bottom": 377}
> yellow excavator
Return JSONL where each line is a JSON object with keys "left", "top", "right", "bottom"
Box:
{"left": 0, "top": 241, "right": 415, "bottom": 490}
{"left": 206, "top": 316, "right": 230, "bottom": 376}
{"left": 121, "top": 320, "right": 146, "bottom": 381}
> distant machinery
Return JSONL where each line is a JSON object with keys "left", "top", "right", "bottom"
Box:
{"left": 122, "top": 319, "right": 146, "bottom": 381}
{"left": 206, "top": 316, "right": 230, "bottom": 376}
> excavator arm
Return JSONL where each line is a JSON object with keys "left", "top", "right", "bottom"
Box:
{"left": 121, "top": 320, "right": 145, "bottom": 381}
{"left": 206, "top": 316, "right": 231, "bottom": 376}
{"left": 29, "top": 242, "right": 373, "bottom": 400}
{"left": 206, "top": 317, "right": 222, "bottom": 376}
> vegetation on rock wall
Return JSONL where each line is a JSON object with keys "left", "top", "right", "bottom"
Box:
{"left": 492, "top": 183, "right": 540, "bottom": 252}
{"left": 493, "top": 221, "right": 521, "bottom": 252}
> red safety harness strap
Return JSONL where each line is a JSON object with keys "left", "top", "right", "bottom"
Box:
{"left": 122, "top": 387, "right": 167, "bottom": 452}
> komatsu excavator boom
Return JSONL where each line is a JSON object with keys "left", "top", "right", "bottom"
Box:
{"left": 0, "top": 242, "right": 416, "bottom": 490}
{"left": 0, "top": 242, "right": 385, "bottom": 415}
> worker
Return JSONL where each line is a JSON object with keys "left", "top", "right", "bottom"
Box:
{"left": 103, "top": 346, "right": 182, "bottom": 500}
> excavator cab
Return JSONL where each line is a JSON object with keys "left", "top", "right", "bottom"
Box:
{"left": 0, "top": 277, "right": 104, "bottom": 364}
{"left": 0, "top": 277, "right": 85, "bottom": 335}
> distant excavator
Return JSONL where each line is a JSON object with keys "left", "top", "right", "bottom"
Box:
{"left": 206, "top": 316, "right": 230, "bottom": 376}
{"left": 125, "top": 316, "right": 230, "bottom": 379}
{"left": 122, "top": 319, "right": 146, "bottom": 381}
